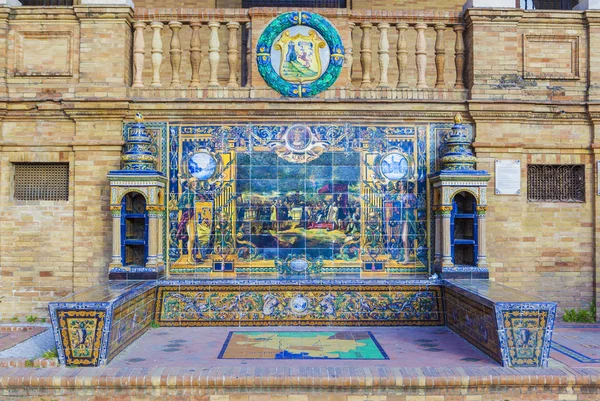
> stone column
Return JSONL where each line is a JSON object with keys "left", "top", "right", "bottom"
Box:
{"left": 227, "top": 21, "right": 241, "bottom": 88}
{"left": 434, "top": 207, "right": 442, "bottom": 267}
{"left": 169, "top": 21, "right": 183, "bottom": 87}
{"left": 157, "top": 209, "right": 164, "bottom": 266}
{"left": 150, "top": 21, "right": 164, "bottom": 87}
{"left": 415, "top": 22, "right": 428, "bottom": 89}
{"left": 109, "top": 205, "right": 123, "bottom": 269}
{"left": 208, "top": 21, "right": 221, "bottom": 87}
{"left": 441, "top": 206, "right": 453, "bottom": 267}
{"left": 146, "top": 208, "right": 159, "bottom": 268}
{"left": 377, "top": 23, "right": 390, "bottom": 88}
{"left": 476, "top": 206, "right": 488, "bottom": 268}
{"left": 360, "top": 23, "right": 372, "bottom": 88}
{"left": 396, "top": 23, "right": 408, "bottom": 89}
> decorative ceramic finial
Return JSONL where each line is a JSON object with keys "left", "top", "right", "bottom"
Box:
{"left": 121, "top": 112, "right": 156, "bottom": 171}
{"left": 439, "top": 114, "right": 476, "bottom": 171}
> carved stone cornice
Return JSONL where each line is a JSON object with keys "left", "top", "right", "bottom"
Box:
{"left": 73, "top": 6, "right": 134, "bottom": 24}
{"left": 130, "top": 108, "right": 462, "bottom": 120}
{"left": 63, "top": 102, "right": 130, "bottom": 121}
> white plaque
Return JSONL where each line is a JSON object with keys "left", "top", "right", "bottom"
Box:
{"left": 495, "top": 159, "right": 521, "bottom": 195}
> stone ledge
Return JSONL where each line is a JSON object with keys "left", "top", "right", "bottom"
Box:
{"left": 0, "top": 366, "right": 598, "bottom": 390}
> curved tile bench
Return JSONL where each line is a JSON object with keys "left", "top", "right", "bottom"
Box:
{"left": 48, "top": 278, "right": 556, "bottom": 368}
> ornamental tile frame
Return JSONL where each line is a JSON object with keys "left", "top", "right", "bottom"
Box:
{"left": 256, "top": 11, "right": 345, "bottom": 97}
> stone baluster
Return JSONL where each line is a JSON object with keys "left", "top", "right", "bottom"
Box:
{"left": 377, "top": 23, "right": 390, "bottom": 88}
{"left": 245, "top": 22, "right": 252, "bottom": 87}
{"left": 454, "top": 25, "right": 465, "bottom": 89}
{"left": 150, "top": 21, "right": 164, "bottom": 88}
{"left": 434, "top": 23, "right": 446, "bottom": 88}
{"left": 415, "top": 22, "right": 428, "bottom": 89}
{"left": 396, "top": 23, "right": 408, "bottom": 89}
{"left": 360, "top": 23, "right": 372, "bottom": 88}
{"left": 169, "top": 21, "right": 183, "bottom": 87}
{"left": 132, "top": 21, "right": 146, "bottom": 88}
{"left": 227, "top": 21, "right": 240, "bottom": 88}
{"left": 189, "top": 21, "right": 202, "bottom": 88}
{"left": 208, "top": 21, "right": 221, "bottom": 87}
{"left": 346, "top": 22, "right": 354, "bottom": 87}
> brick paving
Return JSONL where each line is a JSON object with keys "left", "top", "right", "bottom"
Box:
{"left": 0, "top": 325, "right": 47, "bottom": 352}
{"left": 0, "top": 325, "right": 599, "bottom": 399}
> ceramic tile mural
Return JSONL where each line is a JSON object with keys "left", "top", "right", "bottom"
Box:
{"left": 155, "top": 284, "right": 444, "bottom": 326}
{"left": 158, "top": 123, "right": 447, "bottom": 275}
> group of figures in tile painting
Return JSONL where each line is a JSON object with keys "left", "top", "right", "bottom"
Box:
{"left": 124, "top": 120, "right": 462, "bottom": 275}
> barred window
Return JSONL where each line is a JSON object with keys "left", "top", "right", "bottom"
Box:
{"left": 527, "top": 164, "right": 585, "bottom": 203}
{"left": 13, "top": 163, "right": 69, "bottom": 201}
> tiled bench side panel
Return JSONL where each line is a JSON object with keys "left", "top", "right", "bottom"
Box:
{"left": 443, "top": 286, "right": 502, "bottom": 363}
{"left": 107, "top": 286, "right": 157, "bottom": 361}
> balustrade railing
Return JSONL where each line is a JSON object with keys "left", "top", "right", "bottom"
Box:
{"left": 131, "top": 9, "right": 465, "bottom": 98}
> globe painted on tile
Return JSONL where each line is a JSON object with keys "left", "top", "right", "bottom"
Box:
{"left": 291, "top": 294, "right": 309, "bottom": 313}
{"left": 380, "top": 153, "right": 409, "bottom": 180}
{"left": 189, "top": 152, "right": 217, "bottom": 180}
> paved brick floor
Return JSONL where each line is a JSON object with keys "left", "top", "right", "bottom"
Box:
{"left": 0, "top": 326, "right": 47, "bottom": 352}
{"left": 111, "top": 326, "right": 498, "bottom": 369}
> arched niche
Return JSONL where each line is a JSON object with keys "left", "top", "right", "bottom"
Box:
{"left": 450, "top": 191, "right": 478, "bottom": 266}
{"left": 121, "top": 192, "right": 149, "bottom": 268}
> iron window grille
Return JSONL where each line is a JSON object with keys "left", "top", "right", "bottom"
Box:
{"left": 13, "top": 163, "right": 69, "bottom": 201}
{"left": 527, "top": 164, "right": 585, "bottom": 202}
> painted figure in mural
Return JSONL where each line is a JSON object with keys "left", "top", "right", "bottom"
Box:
{"left": 176, "top": 178, "right": 200, "bottom": 264}
{"left": 400, "top": 181, "right": 417, "bottom": 264}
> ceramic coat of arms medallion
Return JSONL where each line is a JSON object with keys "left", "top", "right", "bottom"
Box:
{"left": 257, "top": 11, "right": 344, "bottom": 97}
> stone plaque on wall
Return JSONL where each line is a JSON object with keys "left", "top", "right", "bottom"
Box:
{"left": 523, "top": 34, "right": 579, "bottom": 80}
{"left": 495, "top": 159, "right": 521, "bottom": 195}
{"left": 15, "top": 31, "right": 73, "bottom": 77}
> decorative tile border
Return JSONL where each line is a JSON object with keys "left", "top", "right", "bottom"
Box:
{"left": 155, "top": 284, "right": 444, "bottom": 326}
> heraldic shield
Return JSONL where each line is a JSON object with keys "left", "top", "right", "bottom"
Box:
{"left": 274, "top": 29, "right": 327, "bottom": 84}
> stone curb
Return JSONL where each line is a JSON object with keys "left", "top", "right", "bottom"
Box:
{"left": 0, "top": 366, "right": 598, "bottom": 390}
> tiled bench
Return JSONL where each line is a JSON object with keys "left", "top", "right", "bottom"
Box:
{"left": 48, "top": 281, "right": 156, "bottom": 367}
{"left": 444, "top": 279, "right": 557, "bottom": 367}
{"left": 48, "top": 278, "right": 556, "bottom": 368}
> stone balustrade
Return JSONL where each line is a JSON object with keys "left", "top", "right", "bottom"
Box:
{"left": 130, "top": 8, "right": 466, "bottom": 100}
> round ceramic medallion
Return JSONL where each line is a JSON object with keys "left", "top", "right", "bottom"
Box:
{"left": 285, "top": 125, "right": 313, "bottom": 152}
{"left": 256, "top": 11, "right": 344, "bottom": 98}
{"left": 380, "top": 152, "right": 410, "bottom": 181}
{"left": 291, "top": 294, "right": 309, "bottom": 314}
{"left": 188, "top": 151, "right": 217, "bottom": 180}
